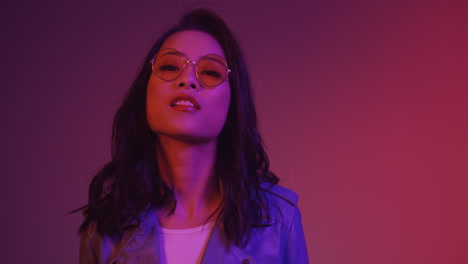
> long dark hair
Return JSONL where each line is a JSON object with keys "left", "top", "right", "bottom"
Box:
{"left": 78, "top": 8, "right": 278, "bottom": 247}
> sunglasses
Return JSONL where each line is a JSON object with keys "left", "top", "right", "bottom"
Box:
{"left": 150, "top": 48, "right": 231, "bottom": 87}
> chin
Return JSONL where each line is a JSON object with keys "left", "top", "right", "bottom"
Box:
{"left": 169, "top": 133, "right": 219, "bottom": 144}
{"left": 153, "top": 128, "right": 218, "bottom": 143}
{"left": 149, "top": 119, "right": 225, "bottom": 143}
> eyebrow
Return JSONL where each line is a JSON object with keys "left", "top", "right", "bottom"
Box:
{"left": 159, "top": 49, "right": 185, "bottom": 57}
{"left": 158, "top": 48, "right": 226, "bottom": 61}
{"left": 202, "top": 56, "right": 226, "bottom": 65}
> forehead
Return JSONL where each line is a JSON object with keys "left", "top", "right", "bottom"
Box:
{"left": 160, "top": 30, "right": 225, "bottom": 60}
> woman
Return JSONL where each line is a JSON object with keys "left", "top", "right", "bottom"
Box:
{"left": 79, "top": 8, "right": 308, "bottom": 264}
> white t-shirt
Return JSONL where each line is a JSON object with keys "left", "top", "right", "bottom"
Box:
{"left": 158, "top": 222, "right": 214, "bottom": 264}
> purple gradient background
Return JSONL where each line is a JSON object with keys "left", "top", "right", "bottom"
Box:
{"left": 1, "top": 0, "right": 467, "bottom": 263}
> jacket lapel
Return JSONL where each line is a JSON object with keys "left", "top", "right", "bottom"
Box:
{"left": 200, "top": 224, "right": 253, "bottom": 264}
{"left": 108, "top": 211, "right": 161, "bottom": 264}
{"left": 200, "top": 224, "right": 229, "bottom": 263}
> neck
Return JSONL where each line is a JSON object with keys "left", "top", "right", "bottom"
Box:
{"left": 156, "top": 135, "right": 221, "bottom": 227}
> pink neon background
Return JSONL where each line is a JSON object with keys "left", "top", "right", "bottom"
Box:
{"left": 1, "top": 0, "right": 467, "bottom": 263}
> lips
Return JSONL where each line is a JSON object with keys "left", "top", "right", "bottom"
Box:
{"left": 169, "top": 93, "right": 201, "bottom": 111}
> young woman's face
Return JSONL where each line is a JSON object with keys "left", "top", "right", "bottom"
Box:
{"left": 146, "top": 30, "right": 231, "bottom": 143}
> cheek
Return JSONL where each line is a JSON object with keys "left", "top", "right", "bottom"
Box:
{"left": 146, "top": 79, "right": 166, "bottom": 129}
{"left": 208, "top": 85, "right": 231, "bottom": 128}
{"left": 215, "top": 87, "right": 230, "bottom": 111}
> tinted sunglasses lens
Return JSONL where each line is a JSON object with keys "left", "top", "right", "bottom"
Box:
{"left": 153, "top": 53, "right": 183, "bottom": 81}
{"left": 196, "top": 55, "right": 229, "bottom": 87}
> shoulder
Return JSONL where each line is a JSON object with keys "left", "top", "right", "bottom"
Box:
{"left": 80, "top": 219, "right": 144, "bottom": 263}
{"left": 236, "top": 183, "right": 307, "bottom": 262}
{"left": 260, "top": 182, "right": 299, "bottom": 205}
{"left": 259, "top": 182, "right": 301, "bottom": 230}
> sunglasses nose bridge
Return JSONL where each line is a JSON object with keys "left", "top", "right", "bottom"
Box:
{"left": 184, "top": 60, "right": 197, "bottom": 68}
{"left": 183, "top": 60, "right": 200, "bottom": 78}
{"left": 180, "top": 60, "right": 196, "bottom": 75}
{"left": 175, "top": 60, "right": 199, "bottom": 89}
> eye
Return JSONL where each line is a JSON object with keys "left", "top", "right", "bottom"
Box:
{"left": 200, "top": 70, "right": 222, "bottom": 78}
{"left": 159, "top": 64, "right": 180, "bottom": 71}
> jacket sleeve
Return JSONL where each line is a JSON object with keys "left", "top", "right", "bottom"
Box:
{"left": 285, "top": 206, "right": 309, "bottom": 263}
{"left": 79, "top": 229, "right": 98, "bottom": 264}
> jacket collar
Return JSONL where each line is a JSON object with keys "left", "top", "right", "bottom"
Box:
{"left": 108, "top": 211, "right": 253, "bottom": 264}
{"left": 201, "top": 223, "right": 253, "bottom": 263}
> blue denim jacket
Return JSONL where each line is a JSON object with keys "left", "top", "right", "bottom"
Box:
{"left": 80, "top": 183, "right": 309, "bottom": 263}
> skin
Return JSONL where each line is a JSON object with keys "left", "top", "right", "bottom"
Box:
{"left": 146, "top": 30, "right": 231, "bottom": 229}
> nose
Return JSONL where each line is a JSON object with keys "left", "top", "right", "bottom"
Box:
{"left": 178, "top": 82, "right": 196, "bottom": 89}
{"left": 177, "top": 61, "right": 198, "bottom": 90}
